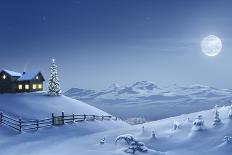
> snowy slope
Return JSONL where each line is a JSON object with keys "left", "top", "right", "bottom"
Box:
{"left": 0, "top": 92, "right": 111, "bottom": 119}
{"left": 0, "top": 92, "right": 128, "bottom": 136}
{"left": 65, "top": 81, "right": 232, "bottom": 120}
{"left": 1, "top": 106, "right": 232, "bottom": 155}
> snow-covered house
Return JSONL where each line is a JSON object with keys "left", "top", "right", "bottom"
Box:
{"left": 0, "top": 69, "right": 45, "bottom": 93}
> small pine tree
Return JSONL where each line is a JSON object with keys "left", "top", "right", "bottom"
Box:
{"left": 151, "top": 130, "right": 156, "bottom": 139}
{"left": 213, "top": 105, "right": 222, "bottom": 126}
{"left": 48, "top": 58, "right": 62, "bottom": 96}
{"left": 228, "top": 105, "right": 232, "bottom": 119}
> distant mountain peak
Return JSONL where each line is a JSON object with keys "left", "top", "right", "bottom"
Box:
{"left": 108, "top": 83, "right": 120, "bottom": 89}
{"left": 188, "top": 84, "right": 211, "bottom": 89}
{"left": 65, "top": 81, "right": 231, "bottom": 104}
{"left": 130, "top": 81, "right": 160, "bottom": 91}
{"left": 104, "top": 83, "right": 122, "bottom": 92}
{"left": 133, "top": 80, "right": 154, "bottom": 85}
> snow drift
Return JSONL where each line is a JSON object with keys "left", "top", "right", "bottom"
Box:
{"left": 0, "top": 92, "right": 110, "bottom": 119}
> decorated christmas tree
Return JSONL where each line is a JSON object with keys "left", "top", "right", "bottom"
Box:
{"left": 48, "top": 58, "right": 62, "bottom": 96}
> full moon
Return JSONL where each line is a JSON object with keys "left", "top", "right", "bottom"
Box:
{"left": 201, "top": 35, "right": 222, "bottom": 57}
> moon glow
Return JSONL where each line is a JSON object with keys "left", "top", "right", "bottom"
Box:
{"left": 201, "top": 35, "right": 222, "bottom": 57}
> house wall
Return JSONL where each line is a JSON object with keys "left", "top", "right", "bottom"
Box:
{"left": 0, "top": 71, "right": 18, "bottom": 93}
{"left": 16, "top": 81, "right": 43, "bottom": 93}
{"left": 0, "top": 71, "right": 44, "bottom": 93}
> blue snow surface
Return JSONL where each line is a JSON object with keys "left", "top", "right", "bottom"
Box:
{"left": 0, "top": 104, "right": 232, "bottom": 155}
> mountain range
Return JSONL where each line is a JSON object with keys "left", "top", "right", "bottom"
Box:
{"left": 65, "top": 81, "right": 232, "bottom": 120}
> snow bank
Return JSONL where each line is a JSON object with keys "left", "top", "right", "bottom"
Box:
{"left": 0, "top": 92, "right": 110, "bottom": 119}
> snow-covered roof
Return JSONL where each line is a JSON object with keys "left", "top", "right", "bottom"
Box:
{"left": 1, "top": 69, "right": 22, "bottom": 77}
{"left": 17, "top": 71, "right": 41, "bottom": 81}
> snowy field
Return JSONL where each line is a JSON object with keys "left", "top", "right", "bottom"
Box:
{"left": 1, "top": 104, "right": 232, "bottom": 155}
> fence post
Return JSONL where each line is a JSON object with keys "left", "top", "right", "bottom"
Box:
{"left": 72, "top": 113, "right": 75, "bottom": 122}
{"left": 102, "top": 115, "right": 104, "bottom": 121}
{"left": 52, "top": 113, "right": 55, "bottom": 125}
{"left": 93, "top": 115, "right": 95, "bottom": 121}
{"left": 83, "top": 114, "right": 86, "bottom": 120}
{"left": 19, "top": 119, "right": 22, "bottom": 133}
{"left": 0, "top": 112, "right": 2, "bottom": 124}
{"left": 115, "top": 117, "right": 117, "bottom": 121}
{"left": 62, "top": 112, "right": 64, "bottom": 125}
{"left": 36, "top": 120, "right": 39, "bottom": 130}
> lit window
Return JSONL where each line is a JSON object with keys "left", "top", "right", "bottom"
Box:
{"left": 2, "top": 74, "right": 6, "bottom": 79}
{"left": 38, "top": 84, "right": 42, "bottom": 89}
{"left": 25, "top": 84, "right": 30, "bottom": 90}
{"left": 32, "top": 84, "right": 37, "bottom": 89}
{"left": 18, "top": 84, "right": 22, "bottom": 90}
{"left": 36, "top": 76, "right": 39, "bottom": 80}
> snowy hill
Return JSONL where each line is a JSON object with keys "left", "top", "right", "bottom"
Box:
{"left": 65, "top": 81, "right": 232, "bottom": 120}
{"left": 1, "top": 105, "right": 232, "bottom": 155}
{"left": 0, "top": 92, "right": 127, "bottom": 134}
{"left": 0, "top": 92, "right": 110, "bottom": 119}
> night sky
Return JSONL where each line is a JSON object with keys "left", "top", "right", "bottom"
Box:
{"left": 1, "top": 0, "right": 232, "bottom": 91}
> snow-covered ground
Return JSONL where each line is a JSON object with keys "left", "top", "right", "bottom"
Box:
{"left": 0, "top": 92, "right": 127, "bottom": 135}
{"left": 1, "top": 104, "right": 232, "bottom": 155}
{"left": 65, "top": 81, "right": 232, "bottom": 120}
{"left": 0, "top": 92, "right": 129, "bottom": 155}
{"left": 0, "top": 92, "right": 113, "bottom": 119}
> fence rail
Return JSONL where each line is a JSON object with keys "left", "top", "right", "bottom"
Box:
{"left": 0, "top": 112, "right": 119, "bottom": 133}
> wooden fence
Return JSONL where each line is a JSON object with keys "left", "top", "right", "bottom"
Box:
{"left": 0, "top": 112, "right": 118, "bottom": 133}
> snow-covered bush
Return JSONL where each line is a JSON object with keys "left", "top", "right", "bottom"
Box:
{"left": 228, "top": 105, "right": 232, "bottom": 119}
{"left": 173, "top": 121, "right": 181, "bottom": 130}
{"left": 213, "top": 105, "right": 222, "bottom": 126}
{"left": 48, "top": 58, "right": 62, "bottom": 96}
{"left": 126, "top": 117, "right": 146, "bottom": 125}
{"left": 223, "top": 136, "right": 232, "bottom": 144}
{"left": 124, "top": 141, "right": 148, "bottom": 154}
{"left": 115, "top": 134, "right": 136, "bottom": 145}
{"left": 115, "top": 134, "right": 148, "bottom": 154}
{"left": 100, "top": 137, "right": 105, "bottom": 145}
{"left": 192, "top": 115, "right": 205, "bottom": 131}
